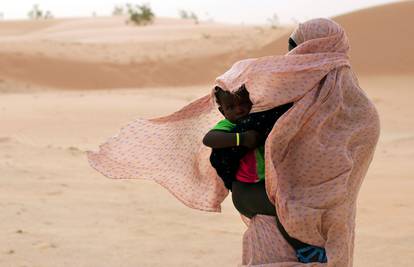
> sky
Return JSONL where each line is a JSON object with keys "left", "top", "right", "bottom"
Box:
{"left": 0, "top": 0, "right": 399, "bottom": 25}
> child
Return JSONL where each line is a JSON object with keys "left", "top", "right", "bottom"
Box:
{"left": 203, "top": 84, "right": 327, "bottom": 263}
{"left": 202, "top": 84, "right": 293, "bottom": 190}
{"left": 203, "top": 34, "right": 298, "bottom": 192}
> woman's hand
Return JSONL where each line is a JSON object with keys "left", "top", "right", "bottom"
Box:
{"left": 241, "top": 130, "right": 262, "bottom": 149}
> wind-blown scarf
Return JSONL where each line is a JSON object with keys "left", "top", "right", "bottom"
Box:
{"left": 87, "top": 18, "right": 380, "bottom": 266}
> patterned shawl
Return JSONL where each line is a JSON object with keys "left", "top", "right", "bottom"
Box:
{"left": 87, "top": 18, "right": 380, "bottom": 266}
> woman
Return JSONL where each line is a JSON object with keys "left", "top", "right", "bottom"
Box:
{"left": 87, "top": 18, "right": 380, "bottom": 266}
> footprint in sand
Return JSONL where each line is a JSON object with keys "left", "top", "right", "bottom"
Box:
{"left": 0, "top": 136, "right": 12, "bottom": 143}
{"left": 5, "top": 249, "right": 15, "bottom": 255}
{"left": 33, "top": 242, "right": 58, "bottom": 250}
{"left": 67, "top": 146, "right": 85, "bottom": 156}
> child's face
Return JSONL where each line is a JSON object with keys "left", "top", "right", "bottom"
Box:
{"left": 217, "top": 90, "right": 253, "bottom": 123}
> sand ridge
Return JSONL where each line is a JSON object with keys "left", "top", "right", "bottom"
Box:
{"left": 0, "top": 16, "right": 288, "bottom": 90}
{"left": 1, "top": 2, "right": 412, "bottom": 90}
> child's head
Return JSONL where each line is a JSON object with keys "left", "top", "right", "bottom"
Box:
{"left": 214, "top": 84, "right": 253, "bottom": 123}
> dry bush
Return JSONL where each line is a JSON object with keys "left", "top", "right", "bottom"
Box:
{"left": 125, "top": 3, "right": 155, "bottom": 26}
{"left": 28, "top": 4, "right": 53, "bottom": 20}
{"left": 178, "top": 9, "right": 198, "bottom": 24}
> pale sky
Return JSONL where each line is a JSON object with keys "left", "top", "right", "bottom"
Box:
{"left": 0, "top": 0, "right": 399, "bottom": 25}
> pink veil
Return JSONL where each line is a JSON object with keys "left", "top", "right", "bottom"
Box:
{"left": 87, "top": 18, "right": 380, "bottom": 266}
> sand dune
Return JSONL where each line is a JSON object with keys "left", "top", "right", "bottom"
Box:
{"left": 0, "top": 16, "right": 286, "bottom": 90}
{"left": 1, "top": 2, "right": 413, "bottom": 90}
{"left": 0, "top": 19, "right": 61, "bottom": 35}
{"left": 0, "top": 2, "right": 413, "bottom": 266}
{"left": 256, "top": 1, "right": 414, "bottom": 75}
{"left": 0, "top": 51, "right": 230, "bottom": 89}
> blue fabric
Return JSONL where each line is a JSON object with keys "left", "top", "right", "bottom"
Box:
{"left": 296, "top": 245, "right": 327, "bottom": 263}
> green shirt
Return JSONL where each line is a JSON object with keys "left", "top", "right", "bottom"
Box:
{"left": 211, "top": 119, "right": 236, "bottom": 132}
{"left": 211, "top": 119, "right": 265, "bottom": 182}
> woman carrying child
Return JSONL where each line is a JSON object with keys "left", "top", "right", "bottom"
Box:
{"left": 87, "top": 18, "right": 380, "bottom": 266}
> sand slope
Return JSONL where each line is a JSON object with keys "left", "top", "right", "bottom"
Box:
{"left": 0, "top": 2, "right": 413, "bottom": 267}
{"left": 1, "top": 1, "right": 412, "bottom": 90}
{"left": 0, "top": 16, "right": 286, "bottom": 90}
{"left": 0, "top": 76, "right": 413, "bottom": 266}
{"left": 256, "top": 1, "right": 414, "bottom": 75}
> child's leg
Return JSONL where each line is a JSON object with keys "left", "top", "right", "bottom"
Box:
{"left": 231, "top": 180, "right": 276, "bottom": 218}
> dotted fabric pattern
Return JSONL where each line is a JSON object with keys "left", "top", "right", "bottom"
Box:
{"left": 86, "top": 18, "right": 381, "bottom": 266}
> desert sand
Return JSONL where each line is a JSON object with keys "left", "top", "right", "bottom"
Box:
{"left": 0, "top": 1, "right": 413, "bottom": 267}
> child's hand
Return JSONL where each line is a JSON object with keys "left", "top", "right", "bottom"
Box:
{"left": 241, "top": 130, "right": 262, "bottom": 149}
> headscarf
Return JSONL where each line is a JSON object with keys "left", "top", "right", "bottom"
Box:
{"left": 86, "top": 18, "right": 380, "bottom": 266}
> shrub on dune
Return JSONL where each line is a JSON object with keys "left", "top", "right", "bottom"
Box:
{"left": 178, "top": 9, "right": 199, "bottom": 24}
{"left": 27, "top": 4, "right": 53, "bottom": 20}
{"left": 125, "top": 3, "right": 155, "bottom": 26}
{"left": 112, "top": 5, "right": 125, "bottom": 16}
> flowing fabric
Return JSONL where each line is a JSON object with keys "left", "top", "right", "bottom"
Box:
{"left": 86, "top": 18, "right": 380, "bottom": 266}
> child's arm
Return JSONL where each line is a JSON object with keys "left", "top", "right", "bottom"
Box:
{"left": 202, "top": 130, "right": 261, "bottom": 149}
